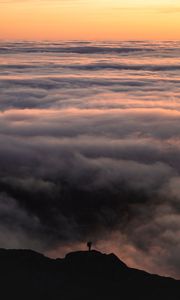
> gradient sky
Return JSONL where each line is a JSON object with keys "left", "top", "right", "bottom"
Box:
{"left": 0, "top": 0, "right": 180, "bottom": 40}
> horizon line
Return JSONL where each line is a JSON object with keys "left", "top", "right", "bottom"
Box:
{"left": 1, "top": 38, "right": 180, "bottom": 42}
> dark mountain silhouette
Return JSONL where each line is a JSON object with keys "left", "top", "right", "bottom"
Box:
{"left": 0, "top": 248, "right": 179, "bottom": 300}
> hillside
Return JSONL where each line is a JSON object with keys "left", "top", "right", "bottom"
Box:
{"left": 0, "top": 249, "right": 179, "bottom": 299}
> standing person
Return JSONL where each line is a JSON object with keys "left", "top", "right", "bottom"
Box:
{"left": 87, "top": 241, "right": 92, "bottom": 251}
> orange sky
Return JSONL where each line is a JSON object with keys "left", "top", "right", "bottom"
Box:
{"left": 0, "top": 0, "right": 180, "bottom": 40}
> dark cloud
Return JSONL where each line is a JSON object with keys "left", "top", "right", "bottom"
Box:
{"left": 0, "top": 44, "right": 156, "bottom": 55}
{"left": 0, "top": 41, "right": 180, "bottom": 278}
{"left": 2, "top": 62, "right": 180, "bottom": 72}
{"left": 1, "top": 40, "right": 180, "bottom": 56}
{"left": 0, "top": 107, "right": 180, "bottom": 278}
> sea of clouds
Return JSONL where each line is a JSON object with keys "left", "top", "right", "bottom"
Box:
{"left": 0, "top": 40, "right": 180, "bottom": 278}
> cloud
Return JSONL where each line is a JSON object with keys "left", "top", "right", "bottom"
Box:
{"left": 0, "top": 41, "right": 180, "bottom": 278}
{"left": 0, "top": 106, "right": 180, "bottom": 278}
{"left": 0, "top": 44, "right": 156, "bottom": 55}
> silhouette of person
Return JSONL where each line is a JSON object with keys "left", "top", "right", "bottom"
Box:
{"left": 87, "top": 241, "right": 92, "bottom": 251}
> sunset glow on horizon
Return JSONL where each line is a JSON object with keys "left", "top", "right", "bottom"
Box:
{"left": 1, "top": 0, "right": 180, "bottom": 40}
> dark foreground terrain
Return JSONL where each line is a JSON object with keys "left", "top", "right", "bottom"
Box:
{"left": 0, "top": 248, "right": 179, "bottom": 300}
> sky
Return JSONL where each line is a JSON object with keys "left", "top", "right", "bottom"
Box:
{"left": 0, "top": 0, "right": 180, "bottom": 40}
{"left": 0, "top": 0, "right": 180, "bottom": 283}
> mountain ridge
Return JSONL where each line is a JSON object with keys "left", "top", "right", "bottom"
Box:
{"left": 0, "top": 248, "right": 179, "bottom": 299}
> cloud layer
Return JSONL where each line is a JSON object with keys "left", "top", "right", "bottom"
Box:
{"left": 0, "top": 41, "right": 180, "bottom": 278}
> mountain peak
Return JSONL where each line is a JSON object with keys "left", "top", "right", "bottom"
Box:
{"left": 65, "top": 250, "right": 128, "bottom": 270}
